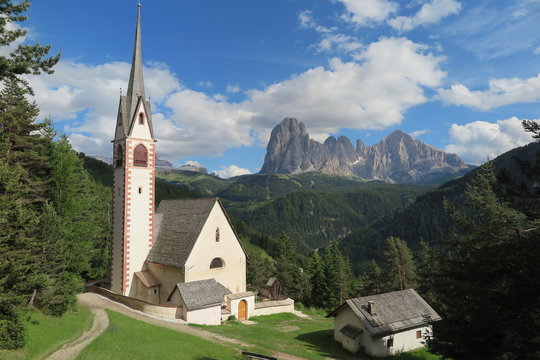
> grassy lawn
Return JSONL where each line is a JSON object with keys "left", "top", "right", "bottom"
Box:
{"left": 0, "top": 305, "right": 93, "bottom": 360}
{"left": 197, "top": 310, "right": 442, "bottom": 360}
{"left": 76, "top": 310, "right": 242, "bottom": 360}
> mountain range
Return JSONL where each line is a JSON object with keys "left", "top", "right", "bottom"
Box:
{"left": 260, "top": 118, "right": 474, "bottom": 184}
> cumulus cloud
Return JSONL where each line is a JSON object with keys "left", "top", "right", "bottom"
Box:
{"left": 226, "top": 84, "right": 241, "bottom": 93}
{"left": 213, "top": 165, "right": 252, "bottom": 179}
{"left": 0, "top": 22, "right": 31, "bottom": 57}
{"left": 389, "top": 0, "right": 462, "bottom": 32}
{"left": 29, "top": 37, "right": 445, "bottom": 162}
{"left": 437, "top": 74, "right": 540, "bottom": 110}
{"left": 445, "top": 117, "right": 535, "bottom": 164}
{"left": 409, "top": 129, "right": 429, "bottom": 137}
{"left": 337, "top": 0, "right": 398, "bottom": 26}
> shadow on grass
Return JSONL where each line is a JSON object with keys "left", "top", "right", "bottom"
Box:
{"left": 296, "top": 329, "right": 367, "bottom": 360}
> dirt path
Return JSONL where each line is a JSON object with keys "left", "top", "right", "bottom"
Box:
{"left": 45, "top": 307, "right": 108, "bottom": 360}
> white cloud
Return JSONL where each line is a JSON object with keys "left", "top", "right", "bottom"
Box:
{"left": 0, "top": 22, "right": 30, "bottom": 57}
{"left": 409, "top": 129, "right": 429, "bottom": 137}
{"left": 534, "top": 46, "right": 540, "bottom": 54}
{"left": 437, "top": 74, "right": 540, "bottom": 110}
{"left": 213, "top": 165, "right": 252, "bottom": 179}
{"left": 29, "top": 37, "right": 445, "bottom": 162}
{"left": 226, "top": 84, "right": 241, "bottom": 93}
{"left": 183, "top": 160, "right": 203, "bottom": 167}
{"left": 337, "top": 0, "right": 398, "bottom": 26}
{"left": 298, "top": 10, "right": 335, "bottom": 33}
{"left": 389, "top": 0, "right": 462, "bottom": 32}
{"left": 445, "top": 117, "right": 535, "bottom": 164}
{"left": 314, "top": 33, "right": 363, "bottom": 54}
{"left": 196, "top": 81, "right": 213, "bottom": 88}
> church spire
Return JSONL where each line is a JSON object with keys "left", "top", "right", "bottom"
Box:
{"left": 126, "top": 2, "right": 145, "bottom": 119}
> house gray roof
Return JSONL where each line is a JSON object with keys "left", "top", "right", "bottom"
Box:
{"left": 170, "top": 279, "right": 231, "bottom": 311}
{"left": 327, "top": 289, "right": 441, "bottom": 337}
{"left": 146, "top": 197, "right": 247, "bottom": 269}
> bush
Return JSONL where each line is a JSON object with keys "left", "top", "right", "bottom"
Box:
{"left": 227, "top": 315, "right": 237, "bottom": 322}
{"left": 0, "top": 304, "right": 27, "bottom": 350}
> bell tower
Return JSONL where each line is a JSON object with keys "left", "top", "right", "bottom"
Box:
{"left": 111, "top": 3, "right": 156, "bottom": 296}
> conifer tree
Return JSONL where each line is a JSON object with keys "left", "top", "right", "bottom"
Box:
{"left": 307, "top": 250, "right": 326, "bottom": 307}
{"left": 0, "top": 0, "right": 60, "bottom": 93}
{"left": 382, "top": 236, "right": 417, "bottom": 291}
{"left": 359, "top": 260, "right": 385, "bottom": 295}
{"left": 322, "top": 240, "right": 354, "bottom": 308}
{"left": 428, "top": 164, "right": 540, "bottom": 360}
{"left": 274, "top": 233, "right": 309, "bottom": 302}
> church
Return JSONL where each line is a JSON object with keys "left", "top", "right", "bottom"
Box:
{"left": 104, "top": 4, "right": 293, "bottom": 325}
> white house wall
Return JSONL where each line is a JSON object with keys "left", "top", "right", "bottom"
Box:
{"left": 370, "top": 326, "right": 431, "bottom": 357}
{"left": 184, "top": 202, "right": 246, "bottom": 293}
{"left": 333, "top": 306, "right": 365, "bottom": 344}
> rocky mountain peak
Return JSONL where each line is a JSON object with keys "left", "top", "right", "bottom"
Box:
{"left": 260, "top": 118, "right": 474, "bottom": 184}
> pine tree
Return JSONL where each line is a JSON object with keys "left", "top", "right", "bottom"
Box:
{"left": 359, "top": 260, "right": 385, "bottom": 295}
{"left": 307, "top": 250, "right": 326, "bottom": 307}
{"left": 322, "top": 240, "right": 355, "bottom": 309}
{"left": 0, "top": 0, "right": 60, "bottom": 93}
{"left": 0, "top": 81, "right": 51, "bottom": 347}
{"left": 428, "top": 164, "right": 540, "bottom": 360}
{"left": 382, "top": 236, "right": 417, "bottom": 291}
{"left": 274, "top": 233, "right": 309, "bottom": 302}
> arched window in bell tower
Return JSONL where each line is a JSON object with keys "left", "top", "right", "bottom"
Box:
{"left": 115, "top": 144, "right": 123, "bottom": 168}
{"left": 139, "top": 113, "right": 145, "bottom": 125}
{"left": 134, "top": 144, "right": 148, "bottom": 167}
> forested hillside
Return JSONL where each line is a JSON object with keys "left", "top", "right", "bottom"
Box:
{"left": 233, "top": 185, "right": 426, "bottom": 252}
{"left": 340, "top": 141, "right": 540, "bottom": 272}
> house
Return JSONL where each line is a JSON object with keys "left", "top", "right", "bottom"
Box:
{"left": 105, "top": 3, "right": 292, "bottom": 325}
{"left": 327, "top": 289, "right": 441, "bottom": 357}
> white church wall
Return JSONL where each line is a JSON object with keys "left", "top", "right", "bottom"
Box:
{"left": 184, "top": 202, "right": 246, "bottom": 293}
{"left": 130, "top": 102, "right": 153, "bottom": 139}
{"left": 185, "top": 305, "right": 222, "bottom": 325}
{"left": 147, "top": 263, "right": 184, "bottom": 304}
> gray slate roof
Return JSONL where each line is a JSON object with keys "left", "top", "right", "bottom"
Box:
{"left": 146, "top": 198, "right": 217, "bottom": 268}
{"left": 171, "top": 279, "right": 231, "bottom": 311}
{"left": 328, "top": 289, "right": 441, "bottom": 337}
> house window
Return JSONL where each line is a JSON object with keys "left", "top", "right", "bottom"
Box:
{"left": 139, "top": 113, "right": 145, "bottom": 125}
{"left": 115, "top": 145, "right": 123, "bottom": 168}
{"left": 210, "top": 257, "right": 224, "bottom": 269}
{"left": 134, "top": 144, "right": 148, "bottom": 167}
{"left": 416, "top": 330, "right": 422, "bottom": 339}
{"left": 387, "top": 338, "right": 393, "bottom": 348}
{"left": 215, "top": 227, "right": 220, "bottom": 242}
{"left": 138, "top": 187, "right": 142, "bottom": 194}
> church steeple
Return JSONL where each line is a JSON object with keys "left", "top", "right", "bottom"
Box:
{"left": 115, "top": 2, "right": 155, "bottom": 141}
{"left": 126, "top": 3, "right": 145, "bottom": 120}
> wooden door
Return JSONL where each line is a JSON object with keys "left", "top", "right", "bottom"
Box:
{"left": 238, "top": 300, "right": 247, "bottom": 321}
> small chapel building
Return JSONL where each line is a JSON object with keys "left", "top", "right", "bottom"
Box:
{"left": 103, "top": 4, "right": 289, "bottom": 325}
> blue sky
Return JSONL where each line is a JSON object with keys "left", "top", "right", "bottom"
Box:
{"left": 17, "top": 0, "right": 540, "bottom": 177}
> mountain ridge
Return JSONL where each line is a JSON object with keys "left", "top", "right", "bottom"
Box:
{"left": 261, "top": 118, "right": 474, "bottom": 184}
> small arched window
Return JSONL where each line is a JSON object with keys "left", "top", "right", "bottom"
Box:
{"left": 215, "top": 227, "right": 220, "bottom": 242}
{"left": 210, "top": 258, "right": 224, "bottom": 269}
{"left": 139, "top": 113, "right": 145, "bottom": 125}
{"left": 115, "top": 145, "right": 123, "bottom": 168}
{"left": 134, "top": 144, "right": 148, "bottom": 167}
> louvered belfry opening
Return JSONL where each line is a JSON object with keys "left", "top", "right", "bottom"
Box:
{"left": 134, "top": 144, "right": 148, "bottom": 167}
